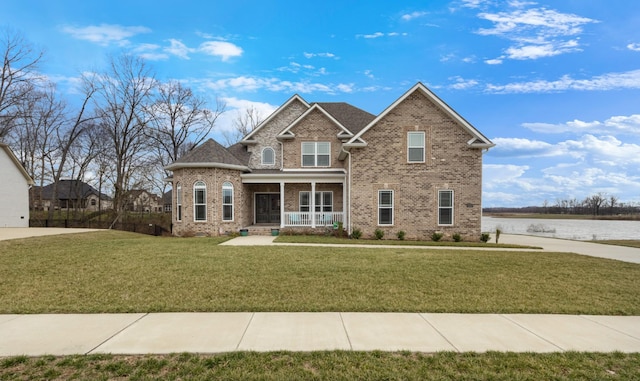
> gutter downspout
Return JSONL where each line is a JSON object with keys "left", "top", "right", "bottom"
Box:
{"left": 341, "top": 146, "right": 352, "bottom": 235}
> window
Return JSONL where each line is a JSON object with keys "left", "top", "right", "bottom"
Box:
{"left": 194, "top": 181, "right": 206, "bottom": 221}
{"left": 438, "top": 190, "right": 454, "bottom": 225}
{"left": 90, "top": 199, "right": 96, "bottom": 206}
{"left": 299, "top": 191, "right": 333, "bottom": 212}
{"left": 408, "top": 131, "right": 425, "bottom": 162}
{"left": 222, "top": 182, "right": 233, "bottom": 221}
{"left": 261, "top": 147, "right": 275, "bottom": 165}
{"left": 176, "top": 183, "right": 182, "bottom": 221}
{"left": 302, "top": 142, "right": 330, "bottom": 167}
{"left": 378, "top": 190, "right": 394, "bottom": 225}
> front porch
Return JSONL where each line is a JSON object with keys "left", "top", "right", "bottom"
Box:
{"left": 242, "top": 170, "right": 347, "bottom": 229}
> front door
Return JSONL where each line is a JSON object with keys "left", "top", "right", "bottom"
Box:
{"left": 255, "top": 194, "right": 281, "bottom": 224}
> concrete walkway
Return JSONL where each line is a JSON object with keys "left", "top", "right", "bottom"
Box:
{"left": 1, "top": 313, "right": 640, "bottom": 356}
{"left": 221, "top": 233, "right": 640, "bottom": 264}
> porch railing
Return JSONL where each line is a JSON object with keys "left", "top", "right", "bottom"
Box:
{"left": 283, "top": 212, "right": 344, "bottom": 227}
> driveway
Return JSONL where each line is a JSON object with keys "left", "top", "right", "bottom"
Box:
{"left": 0, "top": 227, "right": 102, "bottom": 241}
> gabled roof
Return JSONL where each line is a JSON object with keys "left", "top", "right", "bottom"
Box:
{"left": 165, "top": 138, "right": 250, "bottom": 171}
{"left": 39, "top": 180, "right": 111, "bottom": 201}
{"left": 346, "top": 83, "right": 495, "bottom": 149}
{"left": 314, "top": 102, "right": 375, "bottom": 135}
{"left": 277, "top": 103, "right": 362, "bottom": 140}
{"left": 0, "top": 142, "right": 34, "bottom": 185}
{"left": 241, "top": 94, "right": 310, "bottom": 143}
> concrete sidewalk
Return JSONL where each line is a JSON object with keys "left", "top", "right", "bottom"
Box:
{"left": 221, "top": 234, "right": 640, "bottom": 264}
{"left": 1, "top": 313, "right": 639, "bottom": 356}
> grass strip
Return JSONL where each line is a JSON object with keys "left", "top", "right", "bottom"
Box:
{"left": 275, "top": 235, "right": 539, "bottom": 248}
{"left": 1, "top": 352, "right": 639, "bottom": 380}
{"left": 595, "top": 240, "right": 640, "bottom": 249}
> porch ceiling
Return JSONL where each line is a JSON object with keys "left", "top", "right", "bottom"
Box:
{"left": 241, "top": 170, "right": 346, "bottom": 184}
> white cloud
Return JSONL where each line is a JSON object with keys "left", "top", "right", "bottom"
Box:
{"left": 303, "top": 52, "right": 337, "bottom": 59}
{"left": 476, "top": 6, "right": 597, "bottom": 62}
{"left": 460, "top": 0, "right": 486, "bottom": 9}
{"left": 357, "top": 32, "right": 407, "bottom": 39}
{"left": 61, "top": 24, "right": 151, "bottom": 46}
{"left": 449, "top": 76, "right": 479, "bottom": 90}
{"left": 199, "top": 41, "right": 243, "bottom": 61}
{"left": 485, "top": 69, "right": 640, "bottom": 93}
{"left": 164, "top": 39, "right": 194, "bottom": 59}
{"left": 504, "top": 39, "right": 579, "bottom": 60}
{"left": 483, "top": 164, "right": 529, "bottom": 188}
{"left": 523, "top": 114, "right": 640, "bottom": 135}
{"left": 490, "top": 137, "right": 567, "bottom": 158}
{"left": 402, "top": 11, "right": 428, "bottom": 21}
{"left": 361, "top": 32, "right": 384, "bottom": 39}
{"left": 215, "top": 97, "right": 278, "bottom": 133}
{"left": 628, "top": 43, "right": 640, "bottom": 52}
{"left": 484, "top": 58, "right": 503, "bottom": 65}
{"left": 199, "top": 76, "right": 356, "bottom": 95}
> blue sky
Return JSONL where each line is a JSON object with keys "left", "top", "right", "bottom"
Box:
{"left": 3, "top": 0, "right": 640, "bottom": 207}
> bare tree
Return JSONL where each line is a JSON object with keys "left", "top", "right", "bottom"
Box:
{"left": 44, "top": 73, "right": 100, "bottom": 221}
{"left": 608, "top": 195, "right": 618, "bottom": 215}
{"left": 222, "top": 105, "right": 264, "bottom": 146}
{"left": 0, "top": 28, "right": 44, "bottom": 138}
{"left": 147, "top": 80, "right": 225, "bottom": 171}
{"left": 93, "top": 53, "right": 155, "bottom": 221}
{"left": 584, "top": 192, "right": 607, "bottom": 216}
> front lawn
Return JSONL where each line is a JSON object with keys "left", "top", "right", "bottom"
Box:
{"left": 1, "top": 231, "right": 638, "bottom": 314}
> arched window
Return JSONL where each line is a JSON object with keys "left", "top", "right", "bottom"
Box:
{"left": 222, "top": 181, "right": 234, "bottom": 221}
{"left": 176, "top": 183, "right": 182, "bottom": 221}
{"left": 261, "top": 147, "right": 275, "bottom": 165}
{"left": 194, "top": 181, "right": 206, "bottom": 221}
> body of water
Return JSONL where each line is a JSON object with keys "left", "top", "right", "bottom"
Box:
{"left": 482, "top": 216, "right": 640, "bottom": 241}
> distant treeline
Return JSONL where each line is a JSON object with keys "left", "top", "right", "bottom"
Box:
{"left": 484, "top": 193, "right": 640, "bottom": 217}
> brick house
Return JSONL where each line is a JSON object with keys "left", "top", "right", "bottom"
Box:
{"left": 165, "top": 83, "right": 494, "bottom": 240}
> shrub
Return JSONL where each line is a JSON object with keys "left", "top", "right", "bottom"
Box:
{"left": 374, "top": 229, "right": 384, "bottom": 240}
{"left": 333, "top": 222, "right": 345, "bottom": 238}
{"left": 480, "top": 233, "right": 491, "bottom": 243}
{"left": 452, "top": 233, "right": 462, "bottom": 242}
{"left": 351, "top": 228, "right": 362, "bottom": 239}
{"left": 495, "top": 228, "right": 502, "bottom": 244}
{"left": 397, "top": 230, "right": 406, "bottom": 240}
{"left": 431, "top": 232, "right": 443, "bottom": 242}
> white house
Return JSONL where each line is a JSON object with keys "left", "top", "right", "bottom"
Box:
{"left": 0, "top": 142, "right": 34, "bottom": 227}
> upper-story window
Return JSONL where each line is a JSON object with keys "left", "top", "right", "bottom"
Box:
{"left": 302, "top": 142, "right": 330, "bottom": 167}
{"left": 261, "top": 147, "right": 275, "bottom": 165}
{"left": 194, "top": 181, "right": 206, "bottom": 222}
{"left": 407, "top": 131, "right": 425, "bottom": 163}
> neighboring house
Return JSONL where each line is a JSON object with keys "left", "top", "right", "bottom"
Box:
{"left": 162, "top": 190, "right": 172, "bottom": 213}
{"left": 165, "top": 83, "right": 494, "bottom": 240}
{"left": 34, "top": 180, "right": 112, "bottom": 212}
{"left": 126, "top": 189, "right": 163, "bottom": 213}
{"left": 0, "top": 142, "right": 34, "bottom": 227}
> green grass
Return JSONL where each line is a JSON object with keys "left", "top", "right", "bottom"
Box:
{"left": 1, "top": 352, "right": 640, "bottom": 380}
{"left": 275, "top": 234, "right": 540, "bottom": 249}
{"left": 596, "top": 240, "right": 640, "bottom": 249}
{"left": 0, "top": 231, "right": 639, "bottom": 314}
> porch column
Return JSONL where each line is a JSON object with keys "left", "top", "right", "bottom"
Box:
{"left": 311, "top": 181, "right": 316, "bottom": 228}
{"left": 342, "top": 179, "right": 347, "bottom": 226}
{"left": 280, "top": 182, "right": 285, "bottom": 228}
